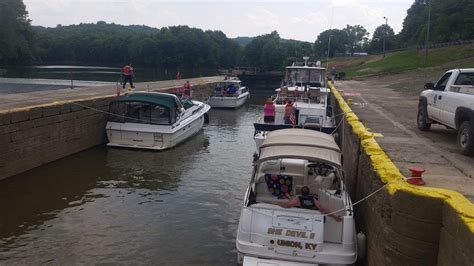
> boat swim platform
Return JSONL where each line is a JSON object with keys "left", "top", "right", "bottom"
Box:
{"left": 0, "top": 76, "right": 224, "bottom": 111}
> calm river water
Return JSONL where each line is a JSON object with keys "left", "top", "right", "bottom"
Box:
{"left": 0, "top": 91, "right": 273, "bottom": 265}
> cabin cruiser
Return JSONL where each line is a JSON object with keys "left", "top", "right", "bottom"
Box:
{"left": 105, "top": 92, "right": 210, "bottom": 150}
{"left": 237, "top": 129, "right": 357, "bottom": 265}
{"left": 208, "top": 77, "right": 250, "bottom": 108}
{"left": 254, "top": 59, "right": 336, "bottom": 149}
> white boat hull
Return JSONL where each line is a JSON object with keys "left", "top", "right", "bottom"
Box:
{"left": 106, "top": 104, "right": 210, "bottom": 150}
{"left": 208, "top": 92, "right": 249, "bottom": 108}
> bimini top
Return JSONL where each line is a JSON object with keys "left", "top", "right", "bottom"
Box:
{"left": 112, "top": 92, "right": 179, "bottom": 109}
{"left": 258, "top": 128, "right": 341, "bottom": 167}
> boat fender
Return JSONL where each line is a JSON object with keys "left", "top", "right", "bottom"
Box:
{"left": 204, "top": 113, "right": 209, "bottom": 124}
{"left": 236, "top": 252, "right": 244, "bottom": 265}
{"left": 357, "top": 231, "right": 367, "bottom": 258}
{"left": 252, "top": 152, "right": 258, "bottom": 163}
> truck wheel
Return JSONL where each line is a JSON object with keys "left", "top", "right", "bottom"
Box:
{"left": 458, "top": 121, "right": 474, "bottom": 156}
{"left": 417, "top": 104, "right": 431, "bottom": 131}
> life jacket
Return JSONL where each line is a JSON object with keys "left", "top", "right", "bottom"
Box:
{"left": 284, "top": 103, "right": 294, "bottom": 117}
{"left": 123, "top": 65, "right": 131, "bottom": 75}
{"left": 298, "top": 195, "right": 316, "bottom": 209}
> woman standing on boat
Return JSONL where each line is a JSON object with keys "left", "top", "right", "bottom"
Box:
{"left": 284, "top": 100, "right": 296, "bottom": 125}
{"left": 263, "top": 98, "right": 275, "bottom": 124}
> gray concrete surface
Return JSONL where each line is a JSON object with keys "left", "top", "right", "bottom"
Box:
{"left": 0, "top": 76, "right": 223, "bottom": 111}
{"left": 335, "top": 78, "right": 474, "bottom": 202}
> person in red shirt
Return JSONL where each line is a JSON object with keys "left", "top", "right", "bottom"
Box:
{"left": 263, "top": 98, "right": 275, "bottom": 124}
{"left": 183, "top": 81, "right": 192, "bottom": 98}
{"left": 284, "top": 100, "right": 295, "bottom": 124}
{"left": 122, "top": 63, "right": 135, "bottom": 89}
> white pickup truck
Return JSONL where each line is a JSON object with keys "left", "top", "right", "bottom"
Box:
{"left": 417, "top": 69, "right": 474, "bottom": 155}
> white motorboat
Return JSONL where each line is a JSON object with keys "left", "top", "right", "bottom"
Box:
{"left": 237, "top": 128, "right": 357, "bottom": 265}
{"left": 254, "top": 59, "right": 336, "bottom": 149}
{"left": 105, "top": 92, "right": 211, "bottom": 150}
{"left": 208, "top": 77, "right": 250, "bottom": 108}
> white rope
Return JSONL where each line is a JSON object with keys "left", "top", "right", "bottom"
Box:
{"left": 330, "top": 116, "right": 344, "bottom": 135}
{"left": 70, "top": 101, "right": 158, "bottom": 124}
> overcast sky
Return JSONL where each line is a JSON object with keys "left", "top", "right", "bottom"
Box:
{"left": 23, "top": 0, "right": 415, "bottom": 42}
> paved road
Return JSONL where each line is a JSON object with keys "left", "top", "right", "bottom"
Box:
{"left": 335, "top": 79, "right": 474, "bottom": 202}
{"left": 0, "top": 77, "right": 223, "bottom": 111}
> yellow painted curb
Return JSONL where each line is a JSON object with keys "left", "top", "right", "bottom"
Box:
{"left": 329, "top": 81, "right": 474, "bottom": 232}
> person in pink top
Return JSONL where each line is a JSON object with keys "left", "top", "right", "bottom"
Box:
{"left": 263, "top": 98, "right": 276, "bottom": 124}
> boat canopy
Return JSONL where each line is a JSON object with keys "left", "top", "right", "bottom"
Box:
{"left": 284, "top": 66, "right": 327, "bottom": 87}
{"left": 113, "top": 92, "right": 179, "bottom": 109}
{"left": 257, "top": 129, "right": 341, "bottom": 167}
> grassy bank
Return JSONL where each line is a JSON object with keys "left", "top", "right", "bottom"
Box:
{"left": 332, "top": 44, "right": 474, "bottom": 78}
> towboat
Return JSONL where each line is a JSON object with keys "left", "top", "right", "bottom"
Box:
{"left": 237, "top": 128, "right": 357, "bottom": 265}
{"left": 254, "top": 59, "right": 336, "bottom": 149}
{"left": 208, "top": 77, "right": 250, "bottom": 108}
{"left": 105, "top": 92, "right": 211, "bottom": 150}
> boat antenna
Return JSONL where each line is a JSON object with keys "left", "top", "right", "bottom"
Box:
{"left": 326, "top": 6, "right": 334, "bottom": 69}
{"left": 326, "top": 35, "right": 332, "bottom": 69}
{"left": 303, "top": 56, "right": 309, "bottom": 67}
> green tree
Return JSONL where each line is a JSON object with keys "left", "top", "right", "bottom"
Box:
{"left": 343, "top": 25, "right": 369, "bottom": 56}
{"left": 400, "top": 0, "right": 474, "bottom": 45}
{"left": 369, "top": 24, "right": 396, "bottom": 53}
{"left": 0, "top": 0, "right": 35, "bottom": 65}
{"left": 33, "top": 23, "right": 241, "bottom": 70}
{"left": 241, "top": 31, "right": 314, "bottom": 71}
{"left": 314, "top": 29, "right": 349, "bottom": 58}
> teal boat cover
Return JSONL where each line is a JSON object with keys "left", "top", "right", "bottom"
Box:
{"left": 113, "top": 92, "right": 178, "bottom": 109}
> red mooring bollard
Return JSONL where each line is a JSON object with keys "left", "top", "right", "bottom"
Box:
{"left": 408, "top": 166, "right": 426, "bottom": 186}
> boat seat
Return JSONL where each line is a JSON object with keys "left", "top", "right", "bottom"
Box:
{"left": 255, "top": 181, "right": 290, "bottom": 205}
{"left": 319, "top": 189, "right": 345, "bottom": 243}
{"left": 255, "top": 173, "right": 293, "bottom": 205}
{"left": 307, "top": 173, "right": 336, "bottom": 193}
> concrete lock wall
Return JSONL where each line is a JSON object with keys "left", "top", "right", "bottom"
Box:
{"left": 0, "top": 83, "right": 214, "bottom": 180}
{"left": 329, "top": 82, "right": 474, "bottom": 265}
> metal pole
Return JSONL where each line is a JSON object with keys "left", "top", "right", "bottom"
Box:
{"left": 424, "top": 0, "right": 432, "bottom": 66}
{"left": 383, "top": 16, "right": 388, "bottom": 58}
{"left": 326, "top": 34, "right": 332, "bottom": 69}
{"left": 70, "top": 71, "right": 74, "bottom": 89}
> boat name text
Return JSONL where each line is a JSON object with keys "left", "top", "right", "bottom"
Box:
{"left": 275, "top": 239, "right": 318, "bottom": 250}
{"left": 267, "top": 228, "right": 316, "bottom": 239}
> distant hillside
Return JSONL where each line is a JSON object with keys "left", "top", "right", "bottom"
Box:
{"left": 233, "top": 37, "right": 253, "bottom": 47}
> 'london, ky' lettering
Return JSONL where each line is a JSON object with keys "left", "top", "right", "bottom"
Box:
{"left": 275, "top": 240, "right": 318, "bottom": 250}
{"left": 267, "top": 228, "right": 318, "bottom": 250}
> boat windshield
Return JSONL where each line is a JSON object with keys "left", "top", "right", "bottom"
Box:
{"left": 285, "top": 68, "right": 325, "bottom": 87}
{"left": 108, "top": 101, "right": 177, "bottom": 125}
{"left": 214, "top": 81, "right": 241, "bottom": 96}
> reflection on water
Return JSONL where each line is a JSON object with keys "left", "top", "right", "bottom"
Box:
{"left": 0, "top": 90, "right": 274, "bottom": 264}
{"left": 0, "top": 66, "right": 217, "bottom": 82}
